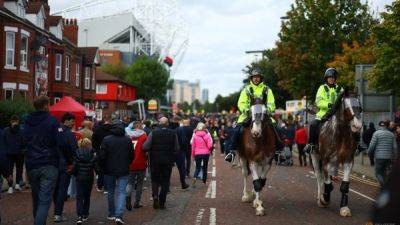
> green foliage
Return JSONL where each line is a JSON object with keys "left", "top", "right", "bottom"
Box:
{"left": 0, "top": 97, "right": 34, "bottom": 128}
{"left": 275, "top": 0, "right": 377, "bottom": 100}
{"left": 370, "top": 0, "right": 400, "bottom": 93}
{"left": 214, "top": 91, "right": 241, "bottom": 112}
{"left": 178, "top": 101, "right": 191, "bottom": 112}
{"left": 243, "top": 49, "right": 293, "bottom": 108}
{"left": 125, "top": 55, "right": 171, "bottom": 100}
{"left": 100, "top": 62, "right": 129, "bottom": 80}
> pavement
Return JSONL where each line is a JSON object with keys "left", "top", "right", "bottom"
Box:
{"left": 1, "top": 146, "right": 380, "bottom": 225}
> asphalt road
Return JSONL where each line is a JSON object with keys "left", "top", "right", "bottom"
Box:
{"left": 0, "top": 150, "right": 379, "bottom": 225}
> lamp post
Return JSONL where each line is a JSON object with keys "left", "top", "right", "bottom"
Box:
{"left": 117, "top": 84, "right": 123, "bottom": 118}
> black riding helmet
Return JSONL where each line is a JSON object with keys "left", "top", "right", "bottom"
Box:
{"left": 324, "top": 68, "right": 338, "bottom": 80}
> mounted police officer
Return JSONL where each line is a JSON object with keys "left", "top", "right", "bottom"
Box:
{"left": 305, "top": 68, "right": 344, "bottom": 153}
{"left": 225, "top": 68, "right": 278, "bottom": 163}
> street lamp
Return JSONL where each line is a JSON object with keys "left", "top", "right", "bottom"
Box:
{"left": 117, "top": 85, "right": 123, "bottom": 118}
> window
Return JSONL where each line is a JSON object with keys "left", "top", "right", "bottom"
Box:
{"left": 91, "top": 69, "right": 95, "bottom": 90}
{"left": 65, "top": 56, "right": 70, "bottom": 82}
{"left": 5, "top": 32, "right": 15, "bottom": 68}
{"left": 96, "top": 84, "right": 107, "bottom": 94}
{"left": 75, "top": 63, "right": 80, "bottom": 87}
{"left": 20, "top": 35, "right": 28, "bottom": 70}
{"left": 84, "top": 67, "right": 90, "bottom": 90}
{"left": 54, "top": 97, "right": 61, "bottom": 104}
{"left": 55, "top": 54, "right": 62, "bottom": 81}
{"left": 5, "top": 90, "right": 13, "bottom": 100}
{"left": 16, "top": 1, "right": 25, "bottom": 18}
{"left": 19, "top": 91, "right": 27, "bottom": 100}
{"left": 37, "top": 13, "right": 44, "bottom": 29}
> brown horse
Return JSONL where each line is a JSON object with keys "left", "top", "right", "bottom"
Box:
{"left": 311, "top": 91, "right": 363, "bottom": 217}
{"left": 238, "top": 97, "right": 276, "bottom": 216}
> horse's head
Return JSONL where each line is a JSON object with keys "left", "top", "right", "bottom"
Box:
{"left": 342, "top": 95, "right": 363, "bottom": 133}
{"left": 250, "top": 98, "right": 268, "bottom": 138}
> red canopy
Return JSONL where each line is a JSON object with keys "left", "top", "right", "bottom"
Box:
{"left": 50, "top": 96, "right": 86, "bottom": 128}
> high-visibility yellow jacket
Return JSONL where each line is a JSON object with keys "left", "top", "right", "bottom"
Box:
{"left": 237, "top": 82, "right": 275, "bottom": 123}
{"left": 315, "top": 84, "right": 343, "bottom": 120}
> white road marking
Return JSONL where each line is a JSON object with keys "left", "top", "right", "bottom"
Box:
{"left": 212, "top": 166, "right": 216, "bottom": 177}
{"left": 210, "top": 208, "right": 217, "bottom": 225}
{"left": 307, "top": 171, "right": 376, "bottom": 202}
{"left": 349, "top": 188, "right": 376, "bottom": 202}
{"left": 213, "top": 158, "right": 216, "bottom": 166}
{"left": 206, "top": 180, "right": 216, "bottom": 199}
{"left": 195, "top": 208, "right": 205, "bottom": 225}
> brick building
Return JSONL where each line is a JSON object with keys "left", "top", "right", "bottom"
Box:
{"left": 0, "top": 0, "right": 98, "bottom": 109}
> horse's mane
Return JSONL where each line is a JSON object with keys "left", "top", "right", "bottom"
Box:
{"left": 321, "top": 87, "right": 349, "bottom": 121}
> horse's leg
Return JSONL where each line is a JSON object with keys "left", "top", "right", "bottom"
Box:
{"left": 240, "top": 157, "right": 253, "bottom": 203}
{"left": 339, "top": 161, "right": 353, "bottom": 217}
{"left": 321, "top": 163, "right": 334, "bottom": 206}
{"left": 311, "top": 153, "right": 324, "bottom": 206}
{"left": 250, "top": 162, "right": 265, "bottom": 216}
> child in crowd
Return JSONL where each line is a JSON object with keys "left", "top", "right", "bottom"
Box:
{"left": 73, "top": 138, "right": 97, "bottom": 224}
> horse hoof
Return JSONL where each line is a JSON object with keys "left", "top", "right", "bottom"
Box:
{"left": 317, "top": 199, "right": 328, "bottom": 208}
{"left": 340, "top": 207, "right": 352, "bottom": 217}
{"left": 255, "top": 206, "right": 265, "bottom": 216}
{"left": 242, "top": 195, "right": 252, "bottom": 203}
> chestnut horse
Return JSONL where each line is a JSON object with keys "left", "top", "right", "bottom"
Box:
{"left": 238, "top": 97, "right": 276, "bottom": 216}
{"left": 311, "top": 91, "right": 363, "bottom": 217}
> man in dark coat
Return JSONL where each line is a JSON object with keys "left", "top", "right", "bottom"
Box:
{"left": 169, "top": 118, "right": 189, "bottom": 189}
{"left": 99, "top": 122, "right": 134, "bottom": 225}
{"left": 143, "top": 117, "right": 180, "bottom": 210}
{"left": 182, "top": 119, "right": 194, "bottom": 177}
{"left": 53, "top": 112, "right": 78, "bottom": 223}
{"left": 92, "top": 115, "right": 113, "bottom": 192}
{"left": 2, "top": 115, "right": 25, "bottom": 193}
{"left": 23, "top": 95, "right": 73, "bottom": 225}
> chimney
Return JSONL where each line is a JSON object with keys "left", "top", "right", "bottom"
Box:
{"left": 63, "top": 19, "right": 79, "bottom": 45}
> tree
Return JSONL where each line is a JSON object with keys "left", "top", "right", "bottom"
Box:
{"left": 327, "top": 40, "right": 376, "bottom": 89}
{"left": 0, "top": 96, "right": 34, "bottom": 127}
{"left": 243, "top": 49, "right": 293, "bottom": 108}
{"left": 370, "top": 0, "right": 400, "bottom": 92}
{"left": 100, "top": 62, "right": 129, "bottom": 80}
{"left": 275, "top": 0, "right": 377, "bottom": 100}
{"left": 125, "top": 55, "right": 171, "bottom": 100}
{"left": 178, "top": 101, "right": 191, "bottom": 112}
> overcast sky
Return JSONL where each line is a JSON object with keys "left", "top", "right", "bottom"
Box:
{"left": 50, "top": 0, "right": 393, "bottom": 101}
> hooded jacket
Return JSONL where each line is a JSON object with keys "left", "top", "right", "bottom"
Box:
{"left": 99, "top": 123, "right": 134, "bottom": 176}
{"left": 2, "top": 125, "right": 25, "bottom": 155}
{"left": 92, "top": 123, "right": 113, "bottom": 152}
{"left": 58, "top": 124, "right": 78, "bottom": 171}
{"left": 23, "top": 111, "right": 68, "bottom": 170}
{"left": 127, "top": 129, "right": 148, "bottom": 171}
{"left": 191, "top": 130, "right": 213, "bottom": 156}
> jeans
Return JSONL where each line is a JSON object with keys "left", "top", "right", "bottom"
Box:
{"left": 97, "top": 173, "right": 104, "bottom": 190}
{"left": 28, "top": 165, "right": 58, "bottom": 225}
{"left": 105, "top": 175, "right": 129, "bottom": 219}
{"left": 297, "top": 144, "right": 307, "bottom": 166}
{"left": 150, "top": 162, "right": 172, "bottom": 205}
{"left": 53, "top": 171, "right": 71, "bottom": 216}
{"left": 375, "top": 159, "right": 392, "bottom": 186}
{"left": 126, "top": 170, "right": 146, "bottom": 205}
{"left": 76, "top": 180, "right": 93, "bottom": 217}
{"left": 7, "top": 154, "right": 24, "bottom": 186}
{"left": 194, "top": 154, "right": 210, "bottom": 183}
{"left": 175, "top": 152, "right": 187, "bottom": 186}
{"left": 184, "top": 150, "right": 191, "bottom": 177}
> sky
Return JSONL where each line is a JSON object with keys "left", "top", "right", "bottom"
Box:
{"left": 49, "top": 0, "right": 394, "bottom": 102}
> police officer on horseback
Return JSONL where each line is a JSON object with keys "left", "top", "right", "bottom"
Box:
{"left": 225, "top": 68, "right": 277, "bottom": 163}
{"left": 305, "top": 68, "right": 344, "bottom": 153}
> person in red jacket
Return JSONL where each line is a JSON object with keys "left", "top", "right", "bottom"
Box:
{"left": 295, "top": 123, "right": 308, "bottom": 166}
{"left": 125, "top": 121, "right": 148, "bottom": 210}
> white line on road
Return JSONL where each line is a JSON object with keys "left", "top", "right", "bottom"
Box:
{"left": 307, "top": 171, "right": 376, "bottom": 202}
{"left": 212, "top": 166, "right": 216, "bottom": 177}
{"left": 210, "top": 208, "right": 217, "bottom": 225}
{"left": 195, "top": 208, "right": 205, "bottom": 225}
{"left": 213, "top": 158, "right": 216, "bottom": 166}
{"left": 205, "top": 180, "right": 216, "bottom": 199}
{"left": 349, "top": 188, "right": 376, "bottom": 202}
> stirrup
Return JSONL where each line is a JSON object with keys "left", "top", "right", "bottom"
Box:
{"left": 305, "top": 144, "right": 316, "bottom": 154}
{"left": 225, "top": 152, "right": 236, "bottom": 164}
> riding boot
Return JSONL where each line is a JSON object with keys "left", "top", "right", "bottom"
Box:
{"left": 225, "top": 124, "right": 242, "bottom": 163}
{"left": 305, "top": 119, "right": 321, "bottom": 153}
{"left": 272, "top": 124, "right": 283, "bottom": 150}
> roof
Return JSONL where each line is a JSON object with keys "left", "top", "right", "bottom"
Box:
{"left": 26, "top": 2, "right": 42, "bottom": 14}
{"left": 47, "top": 15, "right": 62, "bottom": 27}
{"left": 79, "top": 47, "right": 99, "bottom": 65}
{"left": 96, "top": 70, "right": 136, "bottom": 88}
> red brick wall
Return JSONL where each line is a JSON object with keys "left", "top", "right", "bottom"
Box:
{"left": 63, "top": 19, "right": 78, "bottom": 45}
{"left": 0, "top": 21, "right": 37, "bottom": 102}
